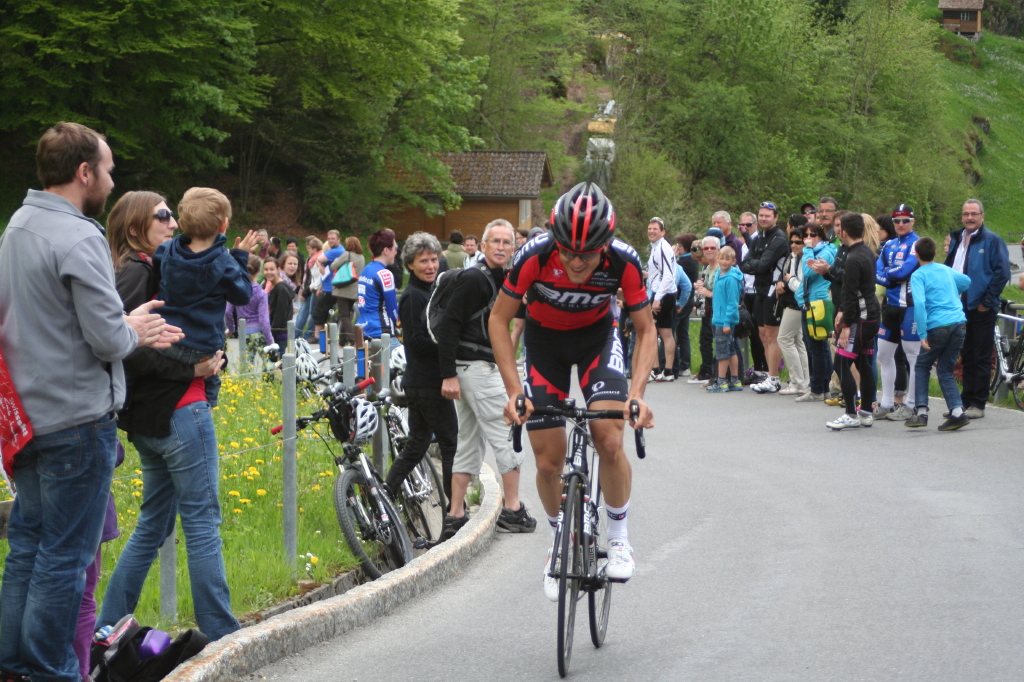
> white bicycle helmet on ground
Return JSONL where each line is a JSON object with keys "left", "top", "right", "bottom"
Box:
{"left": 390, "top": 345, "right": 407, "bottom": 375}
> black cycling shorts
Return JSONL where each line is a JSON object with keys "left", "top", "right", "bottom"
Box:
{"left": 753, "top": 293, "right": 783, "bottom": 327}
{"left": 653, "top": 293, "right": 676, "bottom": 329}
{"left": 312, "top": 292, "right": 336, "bottom": 326}
{"left": 523, "top": 319, "right": 628, "bottom": 431}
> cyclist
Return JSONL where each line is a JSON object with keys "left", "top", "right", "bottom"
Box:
{"left": 489, "top": 182, "right": 656, "bottom": 599}
{"left": 356, "top": 229, "right": 400, "bottom": 350}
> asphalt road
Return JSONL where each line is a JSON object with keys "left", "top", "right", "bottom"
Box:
{"left": 253, "top": 379, "right": 1024, "bottom": 682}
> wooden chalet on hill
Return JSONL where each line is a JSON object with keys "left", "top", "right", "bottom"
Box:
{"left": 387, "top": 151, "right": 553, "bottom": 241}
{"left": 939, "top": 0, "right": 984, "bottom": 37}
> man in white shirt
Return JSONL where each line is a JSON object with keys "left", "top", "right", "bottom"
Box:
{"left": 646, "top": 217, "right": 679, "bottom": 382}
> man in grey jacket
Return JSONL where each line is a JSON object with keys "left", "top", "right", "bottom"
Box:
{"left": 0, "top": 122, "right": 180, "bottom": 682}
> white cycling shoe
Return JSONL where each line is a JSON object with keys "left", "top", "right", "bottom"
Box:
{"left": 543, "top": 549, "right": 559, "bottom": 602}
{"left": 605, "top": 538, "right": 635, "bottom": 581}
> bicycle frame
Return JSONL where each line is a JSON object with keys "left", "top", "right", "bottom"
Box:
{"left": 555, "top": 420, "right": 604, "bottom": 589}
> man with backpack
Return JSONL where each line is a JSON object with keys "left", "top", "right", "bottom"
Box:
{"left": 433, "top": 218, "right": 536, "bottom": 540}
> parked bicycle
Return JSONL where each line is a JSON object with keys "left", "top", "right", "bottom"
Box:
{"left": 990, "top": 299, "right": 1024, "bottom": 409}
{"left": 272, "top": 377, "right": 414, "bottom": 579}
{"left": 511, "top": 396, "right": 646, "bottom": 678}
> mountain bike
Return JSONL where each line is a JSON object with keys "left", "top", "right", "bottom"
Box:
{"left": 990, "top": 301, "right": 1024, "bottom": 409}
{"left": 511, "top": 396, "right": 646, "bottom": 678}
{"left": 272, "top": 377, "right": 414, "bottom": 579}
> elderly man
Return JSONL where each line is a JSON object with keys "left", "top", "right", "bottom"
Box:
{"left": 712, "top": 211, "right": 744, "bottom": 265}
{"left": 945, "top": 199, "right": 1010, "bottom": 419}
{"left": 817, "top": 196, "right": 840, "bottom": 243}
{"left": 0, "top": 122, "right": 180, "bottom": 682}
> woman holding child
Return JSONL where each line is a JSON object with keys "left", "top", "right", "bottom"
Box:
{"left": 101, "top": 189, "right": 253, "bottom": 642}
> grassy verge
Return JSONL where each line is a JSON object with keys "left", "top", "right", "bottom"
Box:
{"left": 0, "top": 374, "right": 360, "bottom": 632}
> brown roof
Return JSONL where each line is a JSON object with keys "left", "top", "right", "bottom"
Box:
{"left": 938, "top": 0, "right": 984, "bottom": 9}
{"left": 391, "top": 151, "right": 553, "bottom": 198}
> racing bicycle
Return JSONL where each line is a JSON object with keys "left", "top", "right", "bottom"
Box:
{"left": 990, "top": 300, "right": 1024, "bottom": 409}
{"left": 511, "top": 396, "right": 646, "bottom": 678}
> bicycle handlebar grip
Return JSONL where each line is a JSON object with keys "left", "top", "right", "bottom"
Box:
{"left": 629, "top": 399, "right": 646, "bottom": 459}
{"left": 357, "top": 376, "right": 376, "bottom": 390}
{"left": 270, "top": 424, "right": 283, "bottom": 435}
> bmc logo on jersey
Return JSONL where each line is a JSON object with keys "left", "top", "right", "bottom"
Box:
{"left": 378, "top": 269, "right": 395, "bottom": 290}
{"left": 535, "top": 283, "right": 612, "bottom": 308}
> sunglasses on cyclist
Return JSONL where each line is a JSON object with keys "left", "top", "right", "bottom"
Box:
{"left": 892, "top": 218, "right": 913, "bottom": 225}
{"left": 153, "top": 208, "right": 174, "bottom": 223}
{"left": 561, "top": 248, "right": 601, "bottom": 262}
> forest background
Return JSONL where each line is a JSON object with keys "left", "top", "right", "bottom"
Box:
{"left": 2, "top": 0, "right": 1024, "bottom": 247}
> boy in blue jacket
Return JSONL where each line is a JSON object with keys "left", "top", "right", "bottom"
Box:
{"left": 154, "top": 187, "right": 258, "bottom": 404}
{"left": 707, "top": 246, "right": 745, "bottom": 393}
{"left": 905, "top": 237, "right": 971, "bottom": 431}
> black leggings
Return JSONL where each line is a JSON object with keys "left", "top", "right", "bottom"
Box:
{"left": 836, "top": 352, "right": 877, "bottom": 416}
{"left": 384, "top": 386, "right": 457, "bottom": 503}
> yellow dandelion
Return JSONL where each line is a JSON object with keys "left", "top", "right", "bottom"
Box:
{"left": 233, "top": 508, "right": 242, "bottom": 514}
{"left": 299, "top": 507, "right": 305, "bottom": 513}
{"left": 134, "top": 469, "right": 142, "bottom": 474}
{"left": 228, "top": 490, "right": 241, "bottom": 497}
{"left": 132, "top": 479, "right": 143, "bottom": 487}
{"left": 310, "top": 556, "right": 319, "bottom": 565}
{"left": 240, "top": 499, "right": 250, "bottom": 504}
{"left": 229, "top": 441, "right": 239, "bottom": 448}
{"left": 311, "top": 484, "right": 321, "bottom": 491}
{"left": 255, "top": 459, "right": 264, "bottom": 465}
{"left": 257, "top": 489, "right": 267, "bottom": 496}
{"left": 132, "top": 491, "right": 141, "bottom": 498}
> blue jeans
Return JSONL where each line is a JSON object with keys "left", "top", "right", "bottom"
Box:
{"left": 294, "top": 295, "right": 313, "bottom": 339}
{"left": 0, "top": 414, "right": 117, "bottom": 682}
{"left": 97, "top": 403, "right": 239, "bottom": 641}
{"left": 915, "top": 323, "right": 966, "bottom": 412}
{"left": 804, "top": 323, "right": 833, "bottom": 396}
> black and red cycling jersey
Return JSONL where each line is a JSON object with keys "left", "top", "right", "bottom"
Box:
{"left": 503, "top": 233, "right": 649, "bottom": 330}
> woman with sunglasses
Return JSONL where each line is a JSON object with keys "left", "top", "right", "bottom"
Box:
{"left": 798, "top": 224, "right": 836, "bottom": 402}
{"left": 776, "top": 228, "right": 810, "bottom": 395}
{"left": 108, "top": 193, "right": 178, "bottom": 310}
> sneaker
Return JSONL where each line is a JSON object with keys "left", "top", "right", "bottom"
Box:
{"left": 905, "top": 413, "right": 928, "bottom": 428}
{"left": 543, "top": 548, "right": 560, "bottom": 602}
{"left": 938, "top": 414, "right": 970, "bottom": 431}
{"left": 779, "top": 384, "right": 803, "bottom": 395}
{"left": 605, "top": 538, "right": 635, "bottom": 581}
{"left": 497, "top": 502, "right": 537, "bottom": 533}
{"left": 826, "top": 413, "right": 861, "bottom": 431}
{"left": 657, "top": 372, "right": 675, "bottom": 382}
{"left": 824, "top": 394, "right": 845, "bottom": 407}
{"left": 440, "top": 514, "right": 469, "bottom": 541}
{"left": 872, "top": 404, "right": 893, "bottom": 419}
{"left": 688, "top": 374, "right": 710, "bottom": 385}
{"left": 886, "top": 404, "right": 913, "bottom": 421}
{"left": 795, "top": 392, "right": 823, "bottom": 403}
{"left": 965, "top": 406, "right": 985, "bottom": 419}
{"left": 649, "top": 369, "right": 663, "bottom": 382}
{"left": 753, "top": 376, "right": 781, "bottom": 394}
{"left": 857, "top": 409, "right": 874, "bottom": 427}
{"left": 706, "top": 381, "right": 729, "bottom": 393}
{"left": 728, "top": 380, "right": 744, "bottom": 391}
{"left": 681, "top": 369, "right": 692, "bottom": 377}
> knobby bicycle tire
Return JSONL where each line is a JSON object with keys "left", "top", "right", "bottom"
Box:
{"left": 334, "top": 468, "right": 413, "bottom": 580}
{"left": 1012, "top": 340, "right": 1024, "bottom": 410}
{"left": 588, "top": 483, "right": 612, "bottom": 648}
{"left": 557, "top": 479, "right": 583, "bottom": 678}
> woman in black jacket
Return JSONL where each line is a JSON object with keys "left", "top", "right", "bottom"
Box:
{"left": 384, "top": 232, "right": 456, "bottom": 512}
{"left": 99, "top": 191, "right": 241, "bottom": 642}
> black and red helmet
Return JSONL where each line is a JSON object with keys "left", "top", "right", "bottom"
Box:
{"left": 550, "top": 182, "right": 616, "bottom": 253}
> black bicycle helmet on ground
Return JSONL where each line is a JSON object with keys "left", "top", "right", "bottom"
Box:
{"left": 550, "top": 182, "right": 617, "bottom": 253}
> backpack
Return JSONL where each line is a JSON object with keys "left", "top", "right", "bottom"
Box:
{"left": 425, "top": 262, "right": 497, "bottom": 357}
{"left": 91, "top": 626, "right": 208, "bottom": 682}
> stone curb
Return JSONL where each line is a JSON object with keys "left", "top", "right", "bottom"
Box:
{"left": 164, "top": 463, "right": 502, "bottom": 682}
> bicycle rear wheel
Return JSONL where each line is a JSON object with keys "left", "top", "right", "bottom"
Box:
{"left": 588, "top": 485, "right": 612, "bottom": 648}
{"left": 335, "top": 468, "right": 413, "bottom": 579}
{"left": 557, "top": 479, "right": 583, "bottom": 678}
{"left": 1012, "top": 341, "right": 1024, "bottom": 410}
{"left": 403, "top": 455, "right": 447, "bottom": 546}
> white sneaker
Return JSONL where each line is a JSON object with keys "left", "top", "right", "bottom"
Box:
{"left": 649, "top": 369, "right": 663, "bottom": 382}
{"left": 795, "top": 392, "right": 822, "bottom": 402}
{"left": 886, "top": 404, "right": 913, "bottom": 421}
{"left": 605, "top": 538, "right": 635, "bottom": 581}
{"left": 681, "top": 369, "right": 691, "bottom": 377}
{"left": 543, "top": 549, "right": 559, "bottom": 602}
{"left": 753, "top": 377, "right": 781, "bottom": 394}
{"left": 779, "top": 384, "right": 802, "bottom": 395}
{"left": 857, "top": 409, "right": 874, "bottom": 427}
{"left": 826, "top": 413, "right": 861, "bottom": 431}
{"left": 687, "top": 375, "right": 709, "bottom": 384}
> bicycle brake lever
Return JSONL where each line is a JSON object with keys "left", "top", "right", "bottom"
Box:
{"left": 629, "top": 399, "right": 646, "bottom": 459}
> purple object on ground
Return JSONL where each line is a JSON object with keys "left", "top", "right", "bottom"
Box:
{"left": 139, "top": 629, "right": 172, "bottom": 659}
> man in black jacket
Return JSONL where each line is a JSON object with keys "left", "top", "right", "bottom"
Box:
{"left": 385, "top": 232, "right": 456, "bottom": 512}
{"left": 740, "top": 202, "right": 789, "bottom": 393}
{"left": 437, "top": 219, "right": 536, "bottom": 539}
{"left": 826, "top": 213, "right": 881, "bottom": 430}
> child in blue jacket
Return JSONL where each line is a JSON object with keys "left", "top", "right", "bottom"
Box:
{"left": 707, "top": 246, "right": 744, "bottom": 393}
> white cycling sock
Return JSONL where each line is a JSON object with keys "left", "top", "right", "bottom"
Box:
{"left": 547, "top": 514, "right": 558, "bottom": 540}
{"left": 877, "top": 338, "right": 898, "bottom": 409}
{"left": 902, "top": 340, "right": 921, "bottom": 409}
{"left": 606, "top": 501, "right": 629, "bottom": 541}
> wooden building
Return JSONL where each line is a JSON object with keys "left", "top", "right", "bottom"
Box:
{"left": 387, "top": 151, "right": 553, "bottom": 241}
{"left": 939, "top": 0, "right": 984, "bottom": 37}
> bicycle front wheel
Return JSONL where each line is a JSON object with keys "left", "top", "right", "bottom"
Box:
{"left": 557, "top": 479, "right": 583, "bottom": 678}
{"left": 1012, "top": 341, "right": 1024, "bottom": 410}
{"left": 588, "top": 491, "right": 612, "bottom": 648}
{"left": 335, "top": 468, "right": 414, "bottom": 579}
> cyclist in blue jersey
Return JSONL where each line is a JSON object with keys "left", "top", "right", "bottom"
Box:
{"left": 357, "top": 229, "right": 400, "bottom": 348}
{"left": 875, "top": 204, "right": 921, "bottom": 421}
